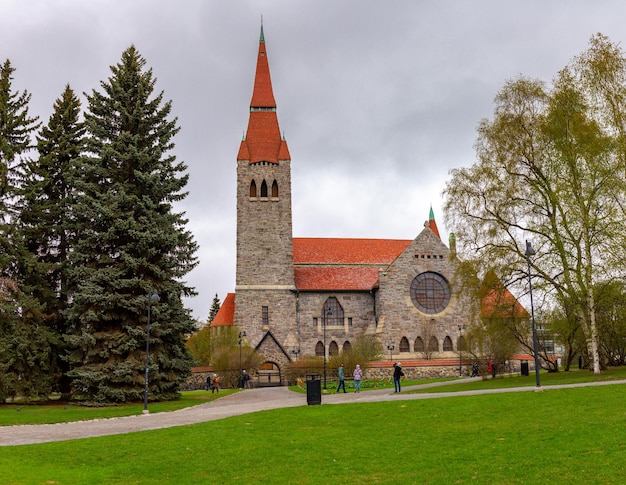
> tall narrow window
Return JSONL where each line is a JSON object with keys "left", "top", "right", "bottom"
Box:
{"left": 271, "top": 180, "right": 278, "bottom": 197}
{"left": 414, "top": 337, "right": 425, "bottom": 353}
{"left": 249, "top": 180, "right": 257, "bottom": 198}
{"left": 443, "top": 336, "right": 453, "bottom": 351}
{"left": 399, "top": 337, "right": 410, "bottom": 352}
{"left": 322, "top": 297, "right": 344, "bottom": 326}
{"left": 262, "top": 306, "right": 269, "bottom": 326}
{"left": 315, "top": 341, "right": 324, "bottom": 356}
{"left": 329, "top": 341, "right": 339, "bottom": 356}
{"left": 260, "top": 180, "right": 268, "bottom": 197}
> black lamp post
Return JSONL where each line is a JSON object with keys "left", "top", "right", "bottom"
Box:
{"left": 323, "top": 306, "right": 332, "bottom": 390}
{"left": 143, "top": 289, "right": 160, "bottom": 414}
{"left": 525, "top": 240, "right": 541, "bottom": 389}
{"left": 457, "top": 324, "right": 465, "bottom": 377}
{"left": 238, "top": 331, "right": 247, "bottom": 389}
{"left": 386, "top": 344, "right": 394, "bottom": 362}
{"left": 291, "top": 349, "right": 300, "bottom": 361}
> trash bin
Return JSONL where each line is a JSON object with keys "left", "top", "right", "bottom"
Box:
{"left": 306, "top": 374, "right": 321, "bottom": 405}
{"left": 521, "top": 361, "right": 529, "bottom": 376}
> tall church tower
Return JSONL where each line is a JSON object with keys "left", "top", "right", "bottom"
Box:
{"left": 234, "top": 25, "right": 296, "bottom": 349}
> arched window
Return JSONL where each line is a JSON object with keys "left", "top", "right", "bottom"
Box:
{"left": 329, "top": 341, "right": 339, "bottom": 356}
{"left": 271, "top": 180, "right": 278, "bottom": 197}
{"left": 443, "top": 336, "right": 453, "bottom": 351}
{"left": 342, "top": 341, "right": 352, "bottom": 353}
{"left": 315, "top": 341, "right": 324, "bottom": 357}
{"left": 260, "top": 180, "right": 268, "bottom": 197}
{"left": 322, "top": 297, "right": 344, "bottom": 327}
{"left": 428, "top": 336, "right": 439, "bottom": 352}
{"left": 399, "top": 337, "right": 410, "bottom": 352}
{"left": 249, "top": 180, "right": 257, "bottom": 198}
{"left": 414, "top": 337, "right": 425, "bottom": 353}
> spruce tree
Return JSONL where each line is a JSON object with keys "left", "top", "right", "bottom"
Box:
{"left": 66, "top": 46, "right": 198, "bottom": 404}
{"left": 208, "top": 293, "right": 221, "bottom": 323}
{"left": 16, "top": 85, "right": 85, "bottom": 398}
{"left": 0, "top": 60, "right": 41, "bottom": 401}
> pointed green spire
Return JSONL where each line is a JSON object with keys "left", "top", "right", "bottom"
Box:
{"left": 429, "top": 205, "right": 435, "bottom": 221}
{"left": 260, "top": 16, "right": 265, "bottom": 43}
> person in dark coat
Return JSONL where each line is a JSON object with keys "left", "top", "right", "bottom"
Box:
{"left": 393, "top": 362, "right": 405, "bottom": 393}
{"left": 336, "top": 363, "right": 346, "bottom": 393}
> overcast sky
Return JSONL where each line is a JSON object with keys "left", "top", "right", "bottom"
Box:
{"left": 3, "top": 1, "right": 626, "bottom": 320}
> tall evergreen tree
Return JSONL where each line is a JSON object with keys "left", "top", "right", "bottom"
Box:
{"left": 0, "top": 59, "right": 41, "bottom": 401}
{"left": 208, "top": 293, "right": 221, "bottom": 324}
{"left": 65, "top": 46, "right": 198, "bottom": 403}
{"left": 16, "top": 85, "right": 85, "bottom": 398}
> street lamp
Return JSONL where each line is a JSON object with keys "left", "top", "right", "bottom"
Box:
{"left": 525, "top": 240, "right": 541, "bottom": 389}
{"left": 457, "top": 324, "right": 465, "bottom": 377}
{"left": 323, "top": 305, "right": 332, "bottom": 390}
{"left": 386, "top": 344, "right": 394, "bottom": 362}
{"left": 143, "top": 289, "right": 160, "bottom": 414}
{"left": 291, "top": 349, "right": 300, "bottom": 361}
{"left": 238, "top": 331, "right": 247, "bottom": 389}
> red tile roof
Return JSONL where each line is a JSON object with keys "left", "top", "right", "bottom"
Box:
{"left": 237, "top": 28, "right": 291, "bottom": 164}
{"left": 293, "top": 238, "right": 412, "bottom": 291}
{"left": 293, "top": 238, "right": 411, "bottom": 265}
{"left": 295, "top": 266, "right": 381, "bottom": 291}
{"left": 250, "top": 38, "right": 276, "bottom": 108}
{"left": 480, "top": 271, "right": 529, "bottom": 319}
{"left": 210, "top": 292, "right": 235, "bottom": 327}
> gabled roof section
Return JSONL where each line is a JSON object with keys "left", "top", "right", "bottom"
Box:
{"left": 293, "top": 238, "right": 412, "bottom": 291}
{"left": 255, "top": 330, "right": 292, "bottom": 361}
{"left": 238, "top": 25, "right": 290, "bottom": 164}
{"left": 210, "top": 293, "right": 235, "bottom": 327}
{"left": 480, "top": 271, "right": 529, "bottom": 319}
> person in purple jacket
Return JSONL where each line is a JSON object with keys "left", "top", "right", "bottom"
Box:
{"left": 353, "top": 364, "right": 363, "bottom": 393}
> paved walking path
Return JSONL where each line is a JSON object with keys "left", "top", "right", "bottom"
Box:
{"left": 1, "top": 379, "right": 624, "bottom": 447}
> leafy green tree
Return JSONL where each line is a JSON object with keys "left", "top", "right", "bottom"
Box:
{"left": 15, "top": 85, "right": 85, "bottom": 398}
{"left": 594, "top": 280, "right": 626, "bottom": 367}
{"left": 444, "top": 34, "right": 626, "bottom": 374}
{"left": 209, "top": 327, "right": 263, "bottom": 388}
{"left": 65, "top": 46, "right": 198, "bottom": 404}
{"left": 328, "top": 333, "right": 383, "bottom": 376}
{"left": 186, "top": 325, "right": 211, "bottom": 365}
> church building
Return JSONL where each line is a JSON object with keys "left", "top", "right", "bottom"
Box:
{"left": 211, "top": 26, "right": 523, "bottom": 382}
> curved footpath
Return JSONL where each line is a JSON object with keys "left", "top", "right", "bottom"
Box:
{"left": 1, "top": 379, "right": 624, "bottom": 447}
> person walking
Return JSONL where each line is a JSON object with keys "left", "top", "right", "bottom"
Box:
{"left": 212, "top": 374, "right": 220, "bottom": 393}
{"left": 336, "top": 363, "right": 347, "bottom": 393}
{"left": 242, "top": 369, "right": 251, "bottom": 389}
{"left": 353, "top": 364, "right": 363, "bottom": 393}
{"left": 393, "top": 362, "right": 404, "bottom": 393}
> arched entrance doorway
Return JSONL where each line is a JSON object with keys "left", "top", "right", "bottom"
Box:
{"left": 257, "top": 361, "right": 282, "bottom": 387}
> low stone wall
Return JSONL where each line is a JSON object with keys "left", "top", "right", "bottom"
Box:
{"left": 185, "top": 359, "right": 528, "bottom": 389}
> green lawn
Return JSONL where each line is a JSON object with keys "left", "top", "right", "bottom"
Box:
{"left": 1, "top": 380, "right": 626, "bottom": 484}
{"left": 0, "top": 390, "right": 234, "bottom": 426}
